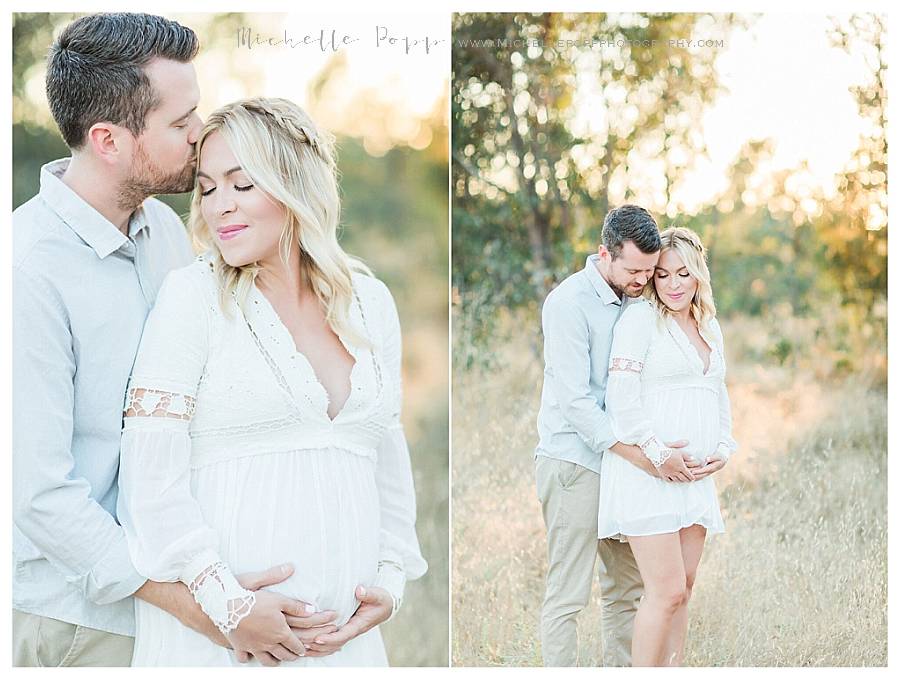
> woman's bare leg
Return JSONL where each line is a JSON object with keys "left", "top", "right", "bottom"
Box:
{"left": 662, "top": 524, "right": 707, "bottom": 666}
{"left": 626, "top": 532, "right": 687, "bottom": 667}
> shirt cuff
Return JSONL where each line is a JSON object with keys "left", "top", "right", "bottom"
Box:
{"left": 592, "top": 432, "right": 619, "bottom": 454}
{"left": 74, "top": 532, "right": 149, "bottom": 605}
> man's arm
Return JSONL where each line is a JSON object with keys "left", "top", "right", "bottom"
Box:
{"left": 542, "top": 298, "right": 693, "bottom": 473}
{"left": 608, "top": 440, "right": 700, "bottom": 478}
{"left": 541, "top": 298, "right": 617, "bottom": 454}
{"left": 13, "top": 267, "right": 146, "bottom": 604}
{"left": 133, "top": 580, "right": 229, "bottom": 643}
{"left": 135, "top": 565, "right": 341, "bottom": 655}
{"left": 609, "top": 441, "right": 658, "bottom": 476}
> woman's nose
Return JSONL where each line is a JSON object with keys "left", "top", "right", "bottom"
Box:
{"left": 214, "top": 192, "right": 236, "bottom": 216}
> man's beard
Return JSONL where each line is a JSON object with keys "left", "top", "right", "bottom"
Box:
{"left": 117, "top": 141, "right": 195, "bottom": 211}
{"left": 609, "top": 278, "right": 645, "bottom": 299}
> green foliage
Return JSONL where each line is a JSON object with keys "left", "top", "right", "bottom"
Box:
{"left": 452, "top": 13, "right": 887, "bottom": 379}
{"left": 452, "top": 12, "right": 739, "bottom": 302}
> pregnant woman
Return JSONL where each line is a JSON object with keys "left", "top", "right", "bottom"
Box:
{"left": 117, "top": 97, "right": 427, "bottom": 666}
{"left": 598, "top": 226, "right": 738, "bottom": 666}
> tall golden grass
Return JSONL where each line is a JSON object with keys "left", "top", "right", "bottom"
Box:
{"left": 380, "top": 322, "right": 449, "bottom": 666}
{"left": 451, "top": 311, "right": 886, "bottom": 666}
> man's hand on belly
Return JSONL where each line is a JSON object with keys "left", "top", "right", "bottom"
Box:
{"left": 301, "top": 585, "right": 393, "bottom": 655}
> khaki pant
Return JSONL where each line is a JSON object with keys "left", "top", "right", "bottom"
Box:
{"left": 12, "top": 609, "right": 135, "bottom": 667}
{"left": 535, "top": 456, "right": 644, "bottom": 667}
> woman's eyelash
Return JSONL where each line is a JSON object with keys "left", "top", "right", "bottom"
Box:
{"left": 199, "top": 184, "right": 253, "bottom": 197}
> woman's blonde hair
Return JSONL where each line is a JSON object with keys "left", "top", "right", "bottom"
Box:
{"left": 645, "top": 226, "right": 717, "bottom": 329}
{"left": 188, "top": 97, "right": 372, "bottom": 347}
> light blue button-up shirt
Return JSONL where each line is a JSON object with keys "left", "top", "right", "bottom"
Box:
{"left": 13, "top": 158, "right": 195, "bottom": 636}
{"left": 535, "top": 254, "right": 629, "bottom": 474}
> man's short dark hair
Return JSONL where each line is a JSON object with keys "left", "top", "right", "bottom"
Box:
{"left": 45, "top": 13, "right": 199, "bottom": 149}
{"left": 601, "top": 204, "right": 661, "bottom": 259}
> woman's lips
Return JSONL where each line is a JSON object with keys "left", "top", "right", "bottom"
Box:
{"left": 667, "top": 292, "right": 684, "bottom": 300}
{"left": 217, "top": 224, "right": 248, "bottom": 241}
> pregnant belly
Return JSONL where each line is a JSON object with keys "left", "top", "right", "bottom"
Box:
{"left": 645, "top": 388, "right": 720, "bottom": 459}
{"left": 190, "top": 448, "right": 381, "bottom": 626}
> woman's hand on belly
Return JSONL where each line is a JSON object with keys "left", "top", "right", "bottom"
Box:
{"left": 302, "top": 585, "right": 393, "bottom": 655}
{"left": 282, "top": 612, "right": 342, "bottom": 657}
{"left": 231, "top": 562, "right": 340, "bottom": 663}
{"left": 690, "top": 454, "right": 728, "bottom": 480}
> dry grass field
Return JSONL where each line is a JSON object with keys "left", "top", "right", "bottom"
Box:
{"left": 451, "top": 312, "right": 886, "bottom": 667}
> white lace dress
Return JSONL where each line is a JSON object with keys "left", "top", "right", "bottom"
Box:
{"left": 117, "top": 255, "right": 427, "bottom": 666}
{"left": 597, "top": 299, "right": 738, "bottom": 541}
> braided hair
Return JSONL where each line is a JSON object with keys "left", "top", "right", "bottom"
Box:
{"left": 644, "top": 225, "right": 717, "bottom": 330}
{"left": 188, "top": 97, "right": 373, "bottom": 348}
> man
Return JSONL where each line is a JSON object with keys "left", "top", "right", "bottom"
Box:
{"left": 12, "top": 13, "right": 328, "bottom": 666}
{"left": 534, "top": 204, "right": 700, "bottom": 666}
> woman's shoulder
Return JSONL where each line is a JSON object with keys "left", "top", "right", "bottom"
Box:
{"left": 156, "top": 253, "right": 219, "bottom": 307}
{"left": 162, "top": 251, "right": 214, "bottom": 282}
{"left": 351, "top": 269, "right": 396, "bottom": 311}
{"left": 619, "top": 297, "right": 660, "bottom": 325}
{"left": 706, "top": 315, "right": 725, "bottom": 343}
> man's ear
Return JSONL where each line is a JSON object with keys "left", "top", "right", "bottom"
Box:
{"left": 86, "top": 122, "right": 126, "bottom": 165}
{"left": 597, "top": 244, "right": 610, "bottom": 261}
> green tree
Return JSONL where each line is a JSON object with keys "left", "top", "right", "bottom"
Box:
{"left": 452, "top": 12, "right": 740, "bottom": 306}
{"left": 817, "top": 14, "right": 887, "bottom": 309}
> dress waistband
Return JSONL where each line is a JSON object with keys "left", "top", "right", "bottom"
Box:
{"left": 641, "top": 374, "right": 719, "bottom": 396}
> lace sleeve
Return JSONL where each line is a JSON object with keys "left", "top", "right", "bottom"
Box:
{"left": 117, "top": 267, "right": 255, "bottom": 635}
{"left": 606, "top": 302, "right": 673, "bottom": 468}
{"left": 183, "top": 550, "right": 256, "bottom": 635}
{"left": 124, "top": 387, "right": 196, "bottom": 419}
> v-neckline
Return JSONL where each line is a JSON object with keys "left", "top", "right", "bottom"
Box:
{"left": 668, "top": 315, "right": 714, "bottom": 376}
{"left": 247, "top": 282, "right": 359, "bottom": 423}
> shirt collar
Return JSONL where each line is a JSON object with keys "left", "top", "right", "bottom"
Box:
{"left": 39, "top": 158, "right": 151, "bottom": 259}
{"left": 584, "top": 254, "right": 622, "bottom": 306}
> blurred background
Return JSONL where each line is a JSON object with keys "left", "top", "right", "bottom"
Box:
{"left": 13, "top": 12, "right": 448, "bottom": 666}
{"left": 451, "top": 13, "right": 886, "bottom": 666}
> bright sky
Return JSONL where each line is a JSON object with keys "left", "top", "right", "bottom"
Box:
{"left": 183, "top": 12, "right": 449, "bottom": 156}
{"left": 673, "top": 14, "right": 872, "bottom": 212}
{"left": 476, "top": 13, "right": 876, "bottom": 215}
{"left": 21, "top": 12, "right": 449, "bottom": 156}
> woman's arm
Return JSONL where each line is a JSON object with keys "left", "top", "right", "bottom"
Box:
{"left": 606, "top": 303, "right": 669, "bottom": 464}
{"left": 606, "top": 302, "right": 694, "bottom": 481}
{"left": 712, "top": 318, "right": 738, "bottom": 462}
{"left": 117, "top": 268, "right": 304, "bottom": 664}
{"left": 371, "top": 280, "right": 428, "bottom": 615}
{"left": 301, "top": 281, "right": 429, "bottom": 656}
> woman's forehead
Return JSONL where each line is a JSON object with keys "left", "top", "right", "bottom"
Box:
{"left": 657, "top": 248, "right": 687, "bottom": 270}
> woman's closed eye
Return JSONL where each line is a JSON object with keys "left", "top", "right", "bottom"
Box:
{"left": 199, "top": 184, "right": 254, "bottom": 197}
